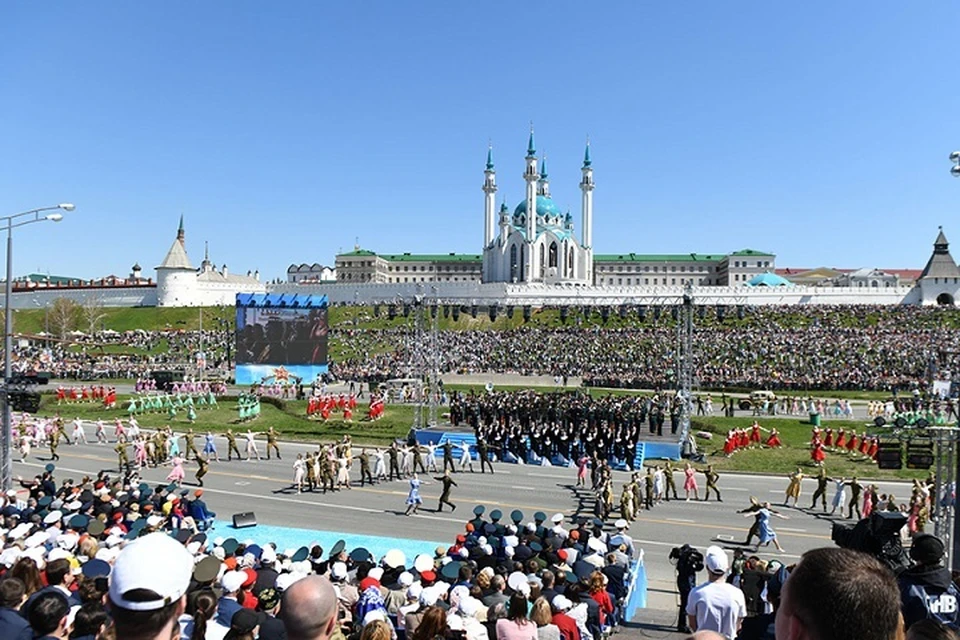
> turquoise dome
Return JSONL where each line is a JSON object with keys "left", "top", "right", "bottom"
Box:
{"left": 514, "top": 196, "right": 563, "bottom": 218}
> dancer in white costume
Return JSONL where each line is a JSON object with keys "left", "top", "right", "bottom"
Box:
{"left": 245, "top": 430, "right": 261, "bottom": 461}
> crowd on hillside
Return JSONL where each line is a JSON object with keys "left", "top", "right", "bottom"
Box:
{"left": 0, "top": 465, "right": 643, "bottom": 640}
{"left": 331, "top": 305, "right": 960, "bottom": 392}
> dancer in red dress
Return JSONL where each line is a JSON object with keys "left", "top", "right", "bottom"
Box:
{"left": 867, "top": 437, "right": 879, "bottom": 460}
{"left": 749, "top": 422, "right": 762, "bottom": 445}
{"left": 738, "top": 429, "right": 750, "bottom": 449}
{"left": 859, "top": 435, "right": 871, "bottom": 456}
{"left": 823, "top": 428, "right": 834, "bottom": 448}
{"left": 724, "top": 431, "right": 737, "bottom": 456}
{"left": 846, "top": 431, "right": 858, "bottom": 455}
{"left": 765, "top": 428, "right": 782, "bottom": 448}
{"left": 835, "top": 429, "right": 847, "bottom": 450}
{"left": 811, "top": 438, "right": 826, "bottom": 465}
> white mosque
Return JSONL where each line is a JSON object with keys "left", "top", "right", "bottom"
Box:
{"left": 482, "top": 130, "right": 594, "bottom": 285}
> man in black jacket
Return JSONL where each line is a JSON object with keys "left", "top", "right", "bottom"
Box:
{"left": 898, "top": 534, "right": 960, "bottom": 631}
{"left": 256, "top": 588, "right": 287, "bottom": 640}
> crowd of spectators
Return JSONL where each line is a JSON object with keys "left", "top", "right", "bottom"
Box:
{"left": 331, "top": 305, "right": 960, "bottom": 392}
{"left": 0, "top": 465, "right": 642, "bottom": 640}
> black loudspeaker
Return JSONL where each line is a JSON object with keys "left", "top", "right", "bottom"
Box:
{"left": 232, "top": 512, "right": 257, "bottom": 529}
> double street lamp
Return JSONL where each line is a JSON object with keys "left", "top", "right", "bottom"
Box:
{"left": 1, "top": 203, "right": 74, "bottom": 491}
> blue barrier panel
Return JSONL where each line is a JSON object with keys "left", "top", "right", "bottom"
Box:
{"left": 642, "top": 440, "right": 682, "bottom": 461}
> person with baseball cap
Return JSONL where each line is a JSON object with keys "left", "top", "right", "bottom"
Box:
{"left": 899, "top": 533, "right": 960, "bottom": 631}
{"left": 108, "top": 532, "right": 194, "bottom": 640}
{"left": 685, "top": 546, "right": 745, "bottom": 639}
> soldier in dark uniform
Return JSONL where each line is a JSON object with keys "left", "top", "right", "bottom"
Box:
{"left": 663, "top": 461, "right": 679, "bottom": 501}
{"left": 442, "top": 441, "right": 455, "bottom": 473}
{"left": 359, "top": 449, "right": 374, "bottom": 487}
{"left": 703, "top": 465, "right": 722, "bottom": 501}
{"left": 810, "top": 467, "right": 830, "bottom": 512}
{"left": 469, "top": 505, "right": 486, "bottom": 531}
{"left": 644, "top": 468, "right": 654, "bottom": 509}
{"left": 195, "top": 454, "right": 209, "bottom": 487}
{"left": 846, "top": 476, "right": 863, "bottom": 519}
{"left": 306, "top": 452, "right": 317, "bottom": 491}
{"left": 266, "top": 427, "right": 281, "bottom": 460}
{"left": 631, "top": 472, "right": 644, "bottom": 514}
{"left": 477, "top": 437, "right": 495, "bottom": 474}
{"left": 225, "top": 429, "right": 242, "bottom": 461}
{"left": 435, "top": 470, "right": 458, "bottom": 512}
{"left": 56, "top": 417, "right": 71, "bottom": 445}
{"left": 412, "top": 443, "right": 425, "bottom": 474}
{"left": 739, "top": 497, "right": 764, "bottom": 546}
{"left": 114, "top": 441, "right": 128, "bottom": 472}
{"left": 388, "top": 443, "right": 401, "bottom": 481}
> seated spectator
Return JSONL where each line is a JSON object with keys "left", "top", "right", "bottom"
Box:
{"left": 26, "top": 590, "right": 70, "bottom": 640}
{"left": 550, "top": 595, "right": 580, "bottom": 640}
{"left": 905, "top": 619, "right": 960, "bottom": 640}
{"left": 255, "top": 587, "right": 286, "bottom": 640}
{"left": 496, "top": 594, "right": 536, "bottom": 640}
{"left": 529, "top": 596, "right": 559, "bottom": 640}
{"left": 70, "top": 601, "right": 109, "bottom": 640}
{"left": 280, "top": 575, "right": 339, "bottom": 640}
{"left": 0, "top": 577, "right": 32, "bottom": 640}
{"left": 180, "top": 590, "right": 225, "bottom": 640}
{"left": 226, "top": 608, "right": 264, "bottom": 640}
{"left": 775, "top": 547, "right": 902, "bottom": 640}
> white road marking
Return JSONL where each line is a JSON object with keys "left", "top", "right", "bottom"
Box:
{"left": 667, "top": 518, "right": 696, "bottom": 523}
{"left": 510, "top": 485, "right": 537, "bottom": 490}
{"left": 778, "top": 527, "right": 808, "bottom": 533}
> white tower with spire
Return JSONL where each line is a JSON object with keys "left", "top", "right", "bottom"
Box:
{"left": 580, "top": 140, "right": 594, "bottom": 282}
{"left": 523, "top": 128, "right": 539, "bottom": 281}
{"left": 482, "top": 146, "right": 497, "bottom": 247}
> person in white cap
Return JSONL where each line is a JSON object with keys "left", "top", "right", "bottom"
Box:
{"left": 108, "top": 532, "right": 194, "bottom": 640}
{"left": 608, "top": 520, "right": 635, "bottom": 559}
{"left": 685, "top": 546, "right": 745, "bottom": 640}
{"left": 550, "top": 513, "right": 568, "bottom": 540}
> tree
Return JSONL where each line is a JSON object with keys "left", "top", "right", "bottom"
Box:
{"left": 80, "top": 295, "right": 106, "bottom": 335}
{"left": 48, "top": 297, "right": 80, "bottom": 339}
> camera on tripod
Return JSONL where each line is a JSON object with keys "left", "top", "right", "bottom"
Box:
{"left": 670, "top": 544, "right": 704, "bottom": 574}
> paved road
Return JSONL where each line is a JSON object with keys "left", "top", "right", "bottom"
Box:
{"left": 14, "top": 435, "right": 914, "bottom": 620}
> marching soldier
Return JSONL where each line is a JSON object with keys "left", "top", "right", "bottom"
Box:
{"left": 644, "top": 468, "right": 654, "bottom": 510}
{"left": 435, "top": 470, "right": 458, "bottom": 512}
{"left": 195, "top": 454, "right": 209, "bottom": 486}
{"left": 810, "top": 467, "right": 830, "bottom": 512}
{"left": 115, "top": 441, "right": 129, "bottom": 472}
{"left": 477, "top": 437, "right": 494, "bottom": 474}
{"left": 225, "top": 429, "right": 242, "bottom": 461}
{"left": 846, "top": 476, "right": 863, "bottom": 519}
{"left": 442, "top": 440, "right": 455, "bottom": 473}
{"left": 620, "top": 482, "right": 635, "bottom": 522}
{"left": 185, "top": 429, "right": 200, "bottom": 462}
{"left": 631, "top": 473, "right": 644, "bottom": 515}
{"left": 326, "top": 453, "right": 338, "bottom": 492}
{"left": 703, "top": 465, "right": 722, "bottom": 502}
{"left": 359, "top": 449, "right": 374, "bottom": 486}
{"left": 56, "top": 417, "right": 72, "bottom": 445}
{"left": 49, "top": 428, "right": 61, "bottom": 461}
{"left": 388, "top": 443, "right": 401, "bottom": 481}
{"left": 305, "top": 452, "right": 317, "bottom": 491}
{"left": 412, "top": 443, "right": 426, "bottom": 474}
{"left": 664, "top": 461, "right": 679, "bottom": 501}
{"left": 266, "top": 427, "right": 281, "bottom": 460}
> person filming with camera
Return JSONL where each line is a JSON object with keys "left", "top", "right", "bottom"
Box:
{"left": 670, "top": 543, "right": 704, "bottom": 634}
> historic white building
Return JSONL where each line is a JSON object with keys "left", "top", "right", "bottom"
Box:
{"left": 482, "top": 131, "right": 594, "bottom": 284}
{"left": 155, "top": 216, "right": 265, "bottom": 306}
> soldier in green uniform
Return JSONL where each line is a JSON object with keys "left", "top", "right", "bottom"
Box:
{"left": 185, "top": 429, "right": 199, "bottom": 462}
{"left": 326, "top": 454, "right": 338, "bottom": 492}
{"left": 225, "top": 429, "right": 242, "bottom": 461}
{"left": 434, "top": 470, "right": 458, "bottom": 512}
{"left": 115, "top": 441, "right": 129, "bottom": 472}
{"left": 266, "top": 427, "right": 281, "bottom": 460}
{"left": 644, "top": 468, "right": 654, "bottom": 510}
{"left": 663, "top": 461, "right": 679, "bottom": 501}
{"left": 305, "top": 452, "right": 317, "bottom": 492}
{"left": 56, "top": 417, "right": 71, "bottom": 445}
{"left": 49, "top": 429, "right": 61, "bottom": 461}
{"left": 846, "top": 476, "right": 863, "bottom": 519}
{"left": 412, "top": 443, "right": 425, "bottom": 474}
{"left": 631, "top": 472, "right": 644, "bottom": 514}
{"left": 442, "top": 441, "right": 455, "bottom": 473}
{"left": 359, "top": 449, "right": 374, "bottom": 486}
{"left": 620, "top": 482, "right": 635, "bottom": 522}
{"left": 388, "top": 443, "right": 401, "bottom": 481}
{"left": 195, "top": 454, "right": 209, "bottom": 487}
{"left": 477, "top": 437, "right": 495, "bottom": 474}
{"left": 703, "top": 465, "right": 722, "bottom": 501}
{"left": 810, "top": 467, "right": 830, "bottom": 512}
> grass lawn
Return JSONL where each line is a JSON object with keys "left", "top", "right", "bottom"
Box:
{"left": 690, "top": 416, "right": 928, "bottom": 481}
{"left": 38, "top": 395, "right": 414, "bottom": 447}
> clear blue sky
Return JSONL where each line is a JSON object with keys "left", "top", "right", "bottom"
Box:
{"left": 2, "top": 2, "right": 960, "bottom": 280}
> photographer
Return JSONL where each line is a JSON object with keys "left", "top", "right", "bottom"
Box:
{"left": 670, "top": 544, "right": 704, "bottom": 634}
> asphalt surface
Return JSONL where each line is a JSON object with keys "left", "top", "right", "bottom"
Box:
{"left": 13, "top": 434, "right": 914, "bottom": 626}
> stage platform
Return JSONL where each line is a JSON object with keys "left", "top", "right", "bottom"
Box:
{"left": 414, "top": 428, "right": 682, "bottom": 468}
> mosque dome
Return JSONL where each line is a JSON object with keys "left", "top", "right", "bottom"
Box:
{"left": 514, "top": 196, "right": 563, "bottom": 219}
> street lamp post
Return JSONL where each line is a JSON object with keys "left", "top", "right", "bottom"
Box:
{"left": 2, "top": 203, "right": 74, "bottom": 491}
